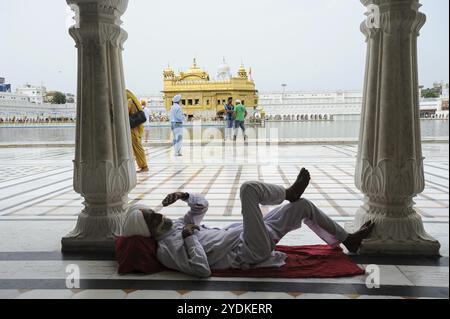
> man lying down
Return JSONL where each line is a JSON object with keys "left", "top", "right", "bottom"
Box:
{"left": 122, "top": 168, "right": 374, "bottom": 278}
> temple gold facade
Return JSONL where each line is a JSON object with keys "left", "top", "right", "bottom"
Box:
{"left": 162, "top": 59, "right": 258, "bottom": 116}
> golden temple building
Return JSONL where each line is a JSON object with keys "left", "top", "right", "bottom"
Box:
{"left": 162, "top": 59, "right": 258, "bottom": 117}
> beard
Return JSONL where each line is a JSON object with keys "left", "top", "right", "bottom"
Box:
{"left": 152, "top": 218, "right": 173, "bottom": 238}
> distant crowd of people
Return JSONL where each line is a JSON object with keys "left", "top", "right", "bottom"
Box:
{"left": 0, "top": 116, "right": 76, "bottom": 124}
{"left": 144, "top": 111, "right": 252, "bottom": 123}
{"left": 147, "top": 112, "right": 169, "bottom": 122}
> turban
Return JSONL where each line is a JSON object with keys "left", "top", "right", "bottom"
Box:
{"left": 122, "top": 206, "right": 151, "bottom": 237}
{"left": 172, "top": 94, "right": 182, "bottom": 103}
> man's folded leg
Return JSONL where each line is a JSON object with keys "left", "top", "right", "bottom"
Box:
{"left": 263, "top": 198, "right": 349, "bottom": 248}
{"left": 301, "top": 199, "right": 348, "bottom": 246}
{"left": 241, "top": 181, "right": 286, "bottom": 206}
{"left": 238, "top": 181, "right": 286, "bottom": 264}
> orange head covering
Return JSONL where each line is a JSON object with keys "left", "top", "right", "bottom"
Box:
{"left": 126, "top": 89, "right": 143, "bottom": 112}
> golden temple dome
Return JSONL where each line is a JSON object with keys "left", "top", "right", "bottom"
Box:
{"left": 237, "top": 63, "right": 248, "bottom": 79}
{"left": 163, "top": 65, "right": 175, "bottom": 80}
{"left": 162, "top": 58, "right": 258, "bottom": 116}
{"left": 181, "top": 58, "right": 209, "bottom": 80}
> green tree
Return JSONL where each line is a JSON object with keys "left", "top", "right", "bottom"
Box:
{"left": 51, "top": 92, "right": 67, "bottom": 104}
{"left": 421, "top": 89, "right": 440, "bottom": 98}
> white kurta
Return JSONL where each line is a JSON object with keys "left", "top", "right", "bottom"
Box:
{"left": 154, "top": 182, "right": 349, "bottom": 278}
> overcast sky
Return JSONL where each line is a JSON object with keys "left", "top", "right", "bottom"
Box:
{"left": 0, "top": 0, "right": 448, "bottom": 95}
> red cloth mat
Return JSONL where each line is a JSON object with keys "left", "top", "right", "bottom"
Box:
{"left": 212, "top": 245, "right": 364, "bottom": 278}
{"left": 116, "top": 237, "right": 364, "bottom": 278}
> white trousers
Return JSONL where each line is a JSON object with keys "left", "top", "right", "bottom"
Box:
{"left": 238, "top": 181, "right": 349, "bottom": 264}
{"left": 171, "top": 123, "right": 183, "bottom": 154}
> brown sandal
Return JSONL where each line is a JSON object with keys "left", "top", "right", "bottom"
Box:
{"left": 137, "top": 167, "right": 149, "bottom": 173}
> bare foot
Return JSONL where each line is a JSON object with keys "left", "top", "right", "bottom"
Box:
{"left": 285, "top": 168, "right": 311, "bottom": 202}
{"left": 343, "top": 221, "right": 375, "bottom": 253}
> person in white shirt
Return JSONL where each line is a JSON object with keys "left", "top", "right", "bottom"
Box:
{"left": 141, "top": 100, "right": 151, "bottom": 143}
{"left": 169, "top": 94, "right": 185, "bottom": 156}
{"left": 122, "top": 168, "right": 374, "bottom": 278}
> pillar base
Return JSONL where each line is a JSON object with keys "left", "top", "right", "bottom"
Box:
{"left": 350, "top": 236, "right": 441, "bottom": 256}
{"left": 61, "top": 210, "right": 126, "bottom": 254}
{"left": 345, "top": 207, "right": 441, "bottom": 256}
{"left": 61, "top": 236, "right": 116, "bottom": 254}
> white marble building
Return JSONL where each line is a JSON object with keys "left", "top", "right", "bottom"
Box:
{"left": 259, "top": 90, "right": 448, "bottom": 120}
{"left": 15, "top": 84, "right": 47, "bottom": 105}
{"left": 0, "top": 92, "right": 31, "bottom": 105}
{"left": 138, "top": 93, "right": 165, "bottom": 113}
{"left": 0, "top": 93, "right": 76, "bottom": 121}
{"left": 259, "top": 90, "right": 363, "bottom": 118}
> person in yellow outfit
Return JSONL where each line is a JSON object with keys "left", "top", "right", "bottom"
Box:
{"left": 127, "top": 89, "right": 149, "bottom": 173}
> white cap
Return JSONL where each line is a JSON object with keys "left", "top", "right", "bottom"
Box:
{"left": 122, "top": 207, "right": 151, "bottom": 237}
{"left": 172, "top": 94, "right": 182, "bottom": 103}
{"left": 235, "top": 99, "right": 241, "bottom": 104}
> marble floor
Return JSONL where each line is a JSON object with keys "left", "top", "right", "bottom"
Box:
{"left": 0, "top": 142, "right": 448, "bottom": 299}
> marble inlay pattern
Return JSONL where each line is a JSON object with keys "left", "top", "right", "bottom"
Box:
{"left": 0, "top": 144, "right": 447, "bottom": 220}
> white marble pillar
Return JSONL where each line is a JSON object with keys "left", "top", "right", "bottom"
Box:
{"left": 62, "top": 0, "right": 136, "bottom": 253}
{"left": 350, "top": 0, "right": 440, "bottom": 255}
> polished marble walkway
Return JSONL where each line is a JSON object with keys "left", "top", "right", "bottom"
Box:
{"left": 0, "top": 143, "right": 448, "bottom": 299}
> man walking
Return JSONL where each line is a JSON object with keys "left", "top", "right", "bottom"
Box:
{"left": 233, "top": 99, "right": 248, "bottom": 141}
{"left": 224, "top": 97, "right": 234, "bottom": 141}
{"left": 170, "top": 95, "right": 184, "bottom": 156}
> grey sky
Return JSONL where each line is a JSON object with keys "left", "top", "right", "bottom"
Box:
{"left": 0, "top": 0, "right": 448, "bottom": 95}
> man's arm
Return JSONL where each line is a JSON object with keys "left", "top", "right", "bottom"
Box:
{"left": 181, "top": 224, "right": 211, "bottom": 278}
{"left": 157, "top": 231, "right": 211, "bottom": 278}
{"left": 181, "top": 235, "right": 212, "bottom": 278}
{"left": 162, "top": 192, "right": 209, "bottom": 225}
{"left": 183, "top": 193, "right": 209, "bottom": 225}
{"left": 176, "top": 105, "right": 184, "bottom": 122}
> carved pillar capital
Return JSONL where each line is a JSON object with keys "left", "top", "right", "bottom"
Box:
{"left": 67, "top": 0, "right": 129, "bottom": 18}
{"left": 67, "top": 0, "right": 129, "bottom": 49}
{"left": 361, "top": 0, "right": 426, "bottom": 41}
